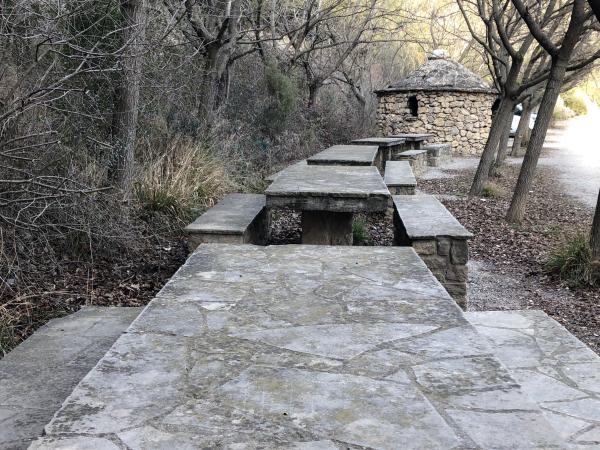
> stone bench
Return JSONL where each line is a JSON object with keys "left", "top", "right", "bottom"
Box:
{"left": 393, "top": 194, "right": 473, "bottom": 308}
{"left": 424, "top": 143, "right": 452, "bottom": 167}
{"left": 395, "top": 149, "right": 427, "bottom": 175}
{"left": 185, "top": 193, "right": 270, "bottom": 249}
{"left": 384, "top": 161, "right": 416, "bottom": 195}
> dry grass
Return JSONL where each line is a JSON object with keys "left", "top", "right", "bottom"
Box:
{"left": 135, "top": 136, "right": 235, "bottom": 221}
{"left": 546, "top": 233, "right": 600, "bottom": 288}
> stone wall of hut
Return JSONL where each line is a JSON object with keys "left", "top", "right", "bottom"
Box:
{"left": 376, "top": 91, "right": 496, "bottom": 155}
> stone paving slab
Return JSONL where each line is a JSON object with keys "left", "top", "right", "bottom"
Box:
{"left": 306, "top": 145, "right": 378, "bottom": 166}
{"left": 266, "top": 165, "right": 389, "bottom": 212}
{"left": 466, "top": 310, "right": 600, "bottom": 449}
{"left": 32, "top": 245, "right": 565, "bottom": 449}
{"left": 0, "top": 307, "right": 141, "bottom": 450}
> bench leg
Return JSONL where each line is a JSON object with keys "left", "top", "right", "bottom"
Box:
{"left": 301, "top": 211, "right": 353, "bottom": 245}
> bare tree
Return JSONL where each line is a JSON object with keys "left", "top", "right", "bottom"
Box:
{"left": 0, "top": 0, "right": 129, "bottom": 229}
{"left": 460, "top": 0, "right": 600, "bottom": 195}
{"left": 275, "top": 0, "right": 398, "bottom": 108}
{"left": 110, "top": 0, "right": 148, "bottom": 198}
{"left": 163, "top": 0, "right": 252, "bottom": 123}
{"left": 458, "top": 0, "right": 537, "bottom": 195}
{"left": 506, "top": 0, "right": 600, "bottom": 222}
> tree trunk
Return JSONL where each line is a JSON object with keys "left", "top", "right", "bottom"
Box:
{"left": 470, "top": 97, "right": 514, "bottom": 195}
{"left": 110, "top": 0, "right": 147, "bottom": 199}
{"left": 307, "top": 82, "right": 320, "bottom": 109}
{"left": 511, "top": 99, "right": 532, "bottom": 156}
{"left": 490, "top": 114, "right": 513, "bottom": 176}
{"left": 198, "top": 48, "right": 220, "bottom": 125}
{"left": 591, "top": 189, "right": 600, "bottom": 260}
{"left": 506, "top": 62, "right": 567, "bottom": 223}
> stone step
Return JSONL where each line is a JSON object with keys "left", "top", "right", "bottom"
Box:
{"left": 0, "top": 306, "right": 141, "bottom": 450}
{"left": 465, "top": 310, "right": 600, "bottom": 449}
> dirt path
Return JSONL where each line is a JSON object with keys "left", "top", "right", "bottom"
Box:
{"left": 538, "top": 107, "right": 600, "bottom": 208}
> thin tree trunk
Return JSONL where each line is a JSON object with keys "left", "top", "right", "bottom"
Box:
{"left": 198, "top": 49, "right": 219, "bottom": 124}
{"left": 506, "top": 63, "right": 567, "bottom": 223}
{"left": 511, "top": 100, "right": 532, "bottom": 156}
{"left": 110, "top": 0, "right": 147, "bottom": 199}
{"left": 490, "top": 114, "right": 513, "bottom": 176}
{"left": 591, "top": 189, "right": 600, "bottom": 260}
{"left": 470, "top": 97, "right": 514, "bottom": 195}
{"left": 307, "top": 82, "right": 320, "bottom": 109}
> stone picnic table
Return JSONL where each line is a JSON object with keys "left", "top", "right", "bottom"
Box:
{"left": 306, "top": 144, "right": 381, "bottom": 169}
{"left": 350, "top": 137, "right": 408, "bottom": 164}
{"left": 389, "top": 133, "right": 433, "bottom": 149}
{"left": 265, "top": 164, "right": 389, "bottom": 245}
{"left": 32, "top": 244, "right": 565, "bottom": 449}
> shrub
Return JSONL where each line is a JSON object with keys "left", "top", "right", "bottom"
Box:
{"left": 265, "top": 63, "right": 297, "bottom": 116}
{"left": 262, "top": 63, "right": 298, "bottom": 135}
{"left": 353, "top": 219, "right": 369, "bottom": 245}
{"left": 552, "top": 96, "right": 574, "bottom": 122}
{"left": 481, "top": 182, "right": 503, "bottom": 198}
{"left": 561, "top": 89, "right": 588, "bottom": 116}
{"left": 546, "top": 233, "right": 599, "bottom": 287}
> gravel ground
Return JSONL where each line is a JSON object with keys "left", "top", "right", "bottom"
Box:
{"left": 420, "top": 156, "right": 599, "bottom": 354}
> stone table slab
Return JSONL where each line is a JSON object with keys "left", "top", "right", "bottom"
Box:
{"left": 389, "top": 133, "right": 434, "bottom": 141}
{"left": 389, "top": 134, "right": 433, "bottom": 150}
{"left": 306, "top": 145, "right": 379, "bottom": 166}
{"left": 266, "top": 160, "right": 307, "bottom": 183}
{"left": 350, "top": 137, "right": 407, "bottom": 147}
{"left": 32, "top": 245, "right": 565, "bottom": 449}
{"left": 265, "top": 164, "right": 389, "bottom": 213}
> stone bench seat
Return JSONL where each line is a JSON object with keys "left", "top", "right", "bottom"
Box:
{"left": 395, "top": 149, "right": 427, "bottom": 175}
{"left": 424, "top": 143, "right": 452, "bottom": 167}
{"left": 393, "top": 194, "right": 473, "bottom": 307}
{"left": 185, "top": 193, "right": 269, "bottom": 249}
{"left": 384, "top": 161, "right": 416, "bottom": 195}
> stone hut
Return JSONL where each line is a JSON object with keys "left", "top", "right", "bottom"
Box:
{"left": 375, "top": 51, "right": 497, "bottom": 155}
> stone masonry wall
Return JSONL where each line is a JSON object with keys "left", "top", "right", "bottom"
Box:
{"left": 376, "top": 91, "right": 496, "bottom": 155}
{"left": 393, "top": 213, "right": 470, "bottom": 309}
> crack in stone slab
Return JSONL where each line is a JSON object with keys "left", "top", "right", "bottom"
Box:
{"left": 232, "top": 323, "right": 437, "bottom": 360}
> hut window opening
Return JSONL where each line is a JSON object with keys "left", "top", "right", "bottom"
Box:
{"left": 408, "top": 96, "right": 419, "bottom": 117}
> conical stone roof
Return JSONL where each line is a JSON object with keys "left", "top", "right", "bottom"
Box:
{"left": 377, "top": 55, "right": 496, "bottom": 94}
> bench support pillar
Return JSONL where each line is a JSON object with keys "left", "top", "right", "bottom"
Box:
{"left": 301, "top": 211, "right": 353, "bottom": 245}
